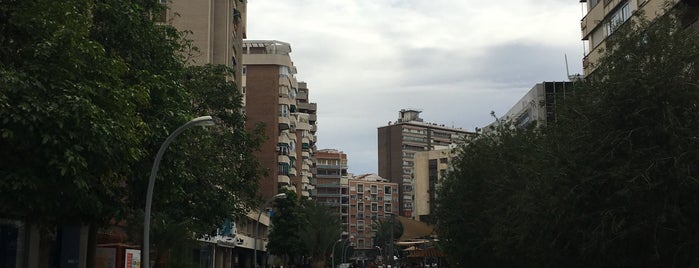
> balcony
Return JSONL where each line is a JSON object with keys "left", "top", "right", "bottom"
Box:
{"left": 278, "top": 155, "right": 290, "bottom": 165}
{"left": 298, "top": 102, "right": 317, "bottom": 112}
{"left": 278, "top": 133, "right": 290, "bottom": 146}
{"left": 277, "top": 175, "right": 290, "bottom": 185}
{"left": 278, "top": 116, "right": 290, "bottom": 130}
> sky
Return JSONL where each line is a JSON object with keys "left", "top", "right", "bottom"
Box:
{"left": 247, "top": 0, "right": 587, "bottom": 175}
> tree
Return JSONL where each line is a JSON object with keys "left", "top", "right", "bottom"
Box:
{"left": 267, "top": 189, "right": 306, "bottom": 265}
{"left": 298, "top": 200, "right": 342, "bottom": 268}
{"left": 436, "top": 6, "right": 699, "bottom": 267}
{"left": 0, "top": 0, "right": 263, "bottom": 265}
{"left": 372, "top": 217, "right": 403, "bottom": 264}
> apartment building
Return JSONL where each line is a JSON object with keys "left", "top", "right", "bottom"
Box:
{"left": 377, "top": 109, "right": 475, "bottom": 217}
{"left": 163, "top": 0, "right": 247, "bottom": 89}
{"left": 347, "top": 174, "right": 399, "bottom": 261}
{"left": 314, "top": 149, "right": 350, "bottom": 233}
{"left": 242, "top": 40, "right": 316, "bottom": 200}
{"left": 580, "top": 0, "right": 699, "bottom": 77}
{"left": 412, "top": 147, "right": 457, "bottom": 224}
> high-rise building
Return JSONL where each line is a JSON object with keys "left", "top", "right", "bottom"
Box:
{"left": 580, "top": 0, "right": 698, "bottom": 77}
{"left": 242, "top": 40, "right": 316, "bottom": 201}
{"left": 377, "top": 109, "right": 475, "bottom": 217}
{"left": 347, "top": 174, "right": 399, "bottom": 261}
{"left": 314, "top": 149, "right": 350, "bottom": 232}
{"left": 162, "top": 0, "right": 247, "bottom": 89}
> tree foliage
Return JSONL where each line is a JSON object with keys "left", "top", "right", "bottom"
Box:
{"left": 298, "top": 200, "right": 342, "bottom": 268}
{"left": 0, "top": 0, "right": 263, "bottom": 254}
{"left": 436, "top": 7, "right": 699, "bottom": 267}
{"left": 267, "top": 189, "right": 306, "bottom": 265}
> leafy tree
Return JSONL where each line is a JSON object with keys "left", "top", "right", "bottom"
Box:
{"left": 437, "top": 6, "right": 699, "bottom": 267}
{"left": 0, "top": 0, "right": 147, "bottom": 226}
{"left": 371, "top": 217, "right": 403, "bottom": 265}
{"left": 298, "top": 200, "right": 342, "bottom": 268}
{"left": 0, "top": 0, "right": 263, "bottom": 265}
{"left": 267, "top": 189, "right": 306, "bottom": 265}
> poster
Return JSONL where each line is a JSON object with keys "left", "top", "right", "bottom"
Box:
{"left": 125, "top": 249, "right": 141, "bottom": 268}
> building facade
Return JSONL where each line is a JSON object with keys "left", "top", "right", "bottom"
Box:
{"left": 412, "top": 147, "right": 456, "bottom": 224}
{"left": 163, "top": 0, "right": 247, "bottom": 90}
{"left": 377, "top": 109, "right": 475, "bottom": 217}
{"left": 347, "top": 174, "right": 399, "bottom": 261}
{"left": 242, "top": 40, "right": 316, "bottom": 201}
{"left": 314, "top": 149, "right": 350, "bottom": 234}
{"left": 580, "top": 0, "right": 699, "bottom": 77}
{"left": 484, "top": 81, "right": 573, "bottom": 131}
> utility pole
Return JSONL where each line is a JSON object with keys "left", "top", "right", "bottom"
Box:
{"left": 389, "top": 213, "right": 394, "bottom": 268}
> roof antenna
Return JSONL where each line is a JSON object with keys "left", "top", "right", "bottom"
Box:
{"left": 565, "top": 54, "right": 582, "bottom": 81}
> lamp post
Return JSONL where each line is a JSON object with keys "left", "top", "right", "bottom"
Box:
{"left": 331, "top": 238, "right": 343, "bottom": 268}
{"left": 254, "top": 193, "right": 287, "bottom": 268}
{"left": 143, "top": 116, "right": 216, "bottom": 268}
{"left": 341, "top": 243, "right": 352, "bottom": 264}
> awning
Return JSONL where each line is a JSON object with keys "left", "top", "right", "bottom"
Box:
{"left": 407, "top": 247, "right": 445, "bottom": 258}
{"left": 396, "top": 216, "right": 434, "bottom": 241}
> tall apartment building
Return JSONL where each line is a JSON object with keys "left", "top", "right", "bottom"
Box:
{"left": 378, "top": 109, "right": 475, "bottom": 217}
{"left": 164, "top": 0, "right": 247, "bottom": 89}
{"left": 413, "top": 147, "right": 456, "bottom": 224}
{"left": 314, "top": 149, "right": 350, "bottom": 233}
{"left": 242, "top": 40, "right": 316, "bottom": 201}
{"left": 580, "top": 0, "right": 698, "bottom": 77}
{"left": 296, "top": 81, "right": 319, "bottom": 197}
{"left": 347, "top": 174, "right": 399, "bottom": 261}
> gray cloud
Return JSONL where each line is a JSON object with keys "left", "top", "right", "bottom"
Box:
{"left": 247, "top": 1, "right": 586, "bottom": 174}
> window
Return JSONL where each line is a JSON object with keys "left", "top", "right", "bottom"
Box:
{"left": 278, "top": 104, "right": 289, "bottom": 117}
{"left": 384, "top": 204, "right": 392, "bottom": 212}
{"left": 606, "top": 2, "right": 632, "bottom": 36}
{"left": 384, "top": 186, "right": 392, "bottom": 194}
{"left": 358, "top": 203, "right": 364, "bottom": 211}
{"left": 242, "top": 66, "right": 247, "bottom": 75}
{"left": 357, "top": 184, "right": 363, "bottom": 192}
{"left": 371, "top": 203, "right": 378, "bottom": 212}
{"left": 370, "top": 185, "right": 377, "bottom": 193}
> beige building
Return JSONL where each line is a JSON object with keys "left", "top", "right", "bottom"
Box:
{"left": 314, "top": 149, "right": 350, "bottom": 234}
{"left": 163, "top": 0, "right": 247, "bottom": 88}
{"left": 413, "top": 147, "right": 456, "bottom": 223}
{"left": 580, "top": 0, "right": 698, "bottom": 77}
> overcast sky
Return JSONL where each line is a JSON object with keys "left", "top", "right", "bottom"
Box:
{"left": 247, "top": 0, "right": 586, "bottom": 175}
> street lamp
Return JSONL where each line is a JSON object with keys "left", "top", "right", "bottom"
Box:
{"left": 142, "top": 116, "right": 215, "bottom": 268}
{"left": 341, "top": 242, "right": 352, "bottom": 264}
{"left": 331, "top": 238, "right": 343, "bottom": 268}
{"left": 254, "top": 193, "right": 287, "bottom": 268}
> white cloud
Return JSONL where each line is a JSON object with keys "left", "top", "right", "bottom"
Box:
{"left": 247, "top": 0, "right": 585, "bottom": 174}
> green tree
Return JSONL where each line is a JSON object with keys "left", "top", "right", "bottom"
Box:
{"left": 0, "top": 0, "right": 147, "bottom": 226}
{"left": 436, "top": 6, "right": 699, "bottom": 267}
{"left": 268, "top": 189, "right": 306, "bottom": 265}
{"left": 0, "top": 0, "right": 263, "bottom": 265}
{"left": 298, "top": 200, "right": 342, "bottom": 268}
